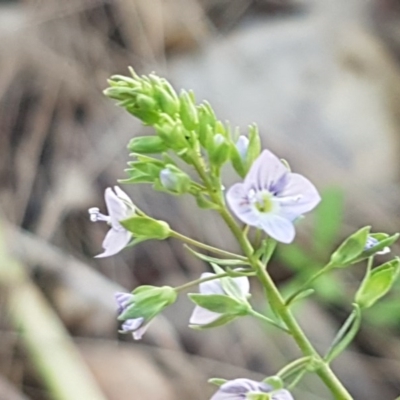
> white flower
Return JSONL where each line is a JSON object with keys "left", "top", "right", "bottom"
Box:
{"left": 89, "top": 186, "right": 134, "bottom": 258}
{"left": 189, "top": 273, "right": 250, "bottom": 326}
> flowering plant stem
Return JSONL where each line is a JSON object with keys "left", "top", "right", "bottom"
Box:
{"left": 190, "top": 152, "right": 353, "bottom": 399}
{"left": 170, "top": 230, "right": 248, "bottom": 261}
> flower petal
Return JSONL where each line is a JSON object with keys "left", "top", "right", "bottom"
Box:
{"left": 226, "top": 183, "right": 260, "bottom": 226}
{"left": 95, "top": 228, "right": 132, "bottom": 258}
{"left": 199, "top": 273, "right": 225, "bottom": 295}
{"left": 259, "top": 214, "right": 295, "bottom": 243}
{"left": 244, "top": 150, "right": 288, "bottom": 193}
{"left": 276, "top": 173, "right": 321, "bottom": 220}
{"left": 114, "top": 186, "right": 134, "bottom": 207}
{"left": 121, "top": 317, "right": 144, "bottom": 332}
{"left": 210, "top": 379, "right": 272, "bottom": 400}
{"left": 105, "top": 187, "right": 129, "bottom": 227}
{"left": 272, "top": 389, "right": 295, "bottom": 400}
{"left": 132, "top": 322, "right": 150, "bottom": 340}
{"left": 233, "top": 276, "right": 250, "bottom": 297}
{"left": 114, "top": 292, "right": 134, "bottom": 314}
{"left": 189, "top": 305, "right": 222, "bottom": 326}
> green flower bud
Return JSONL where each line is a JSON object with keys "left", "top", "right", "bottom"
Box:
{"left": 209, "top": 133, "right": 230, "bottom": 167}
{"left": 158, "top": 165, "right": 191, "bottom": 194}
{"left": 328, "top": 226, "right": 370, "bottom": 267}
{"left": 116, "top": 286, "right": 177, "bottom": 339}
{"left": 179, "top": 90, "right": 199, "bottom": 131}
{"left": 155, "top": 116, "right": 188, "bottom": 150}
{"left": 120, "top": 215, "right": 171, "bottom": 240}
{"left": 355, "top": 258, "right": 400, "bottom": 309}
{"left": 127, "top": 136, "right": 168, "bottom": 154}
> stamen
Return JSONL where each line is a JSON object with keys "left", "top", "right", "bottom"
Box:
{"left": 88, "top": 207, "right": 111, "bottom": 223}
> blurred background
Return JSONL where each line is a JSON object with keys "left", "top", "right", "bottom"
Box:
{"left": 1, "top": 0, "right": 400, "bottom": 399}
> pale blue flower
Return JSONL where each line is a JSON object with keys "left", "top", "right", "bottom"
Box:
{"left": 226, "top": 150, "right": 320, "bottom": 243}
{"left": 365, "top": 236, "right": 390, "bottom": 255}
{"left": 189, "top": 273, "right": 249, "bottom": 326}
{"left": 114, "top": 292, "right": 149, "bottom": 340}
{"left": 210, "top": 378, "right": 294, "bottom": 400}
{"left": 89, "top": 186, "right": 134, "bottom": 258}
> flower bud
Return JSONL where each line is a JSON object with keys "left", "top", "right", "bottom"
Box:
{"left": 355, "top": 258, "right": 400, "bottom": 309}
{"left": 236, "top": 135, "right": 249, "bottom": 161}
{"left": 179, "top": 90, "right": 199, "bottom": 131}
{"left": 159, "top": 166, "right": 191, "bottom": 194}
{"left": 127, "top": 136, "right": 168, "bottom": 154}
{"left": 209, "top": 133, "right": 230, "bottom": 168}
{"left": 116, "top": 286, "right": 177, "bottom": 340}
{"left": 120, "top": 215, "right": 171, "bottom": 240}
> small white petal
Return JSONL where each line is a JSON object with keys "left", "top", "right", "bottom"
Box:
{"left": 272, "top": 389, "right": 295, "bottom": 400}
{"left": 276, "top": 173, "right": 321, "bottom": 220}
{"left": 132, "top": 322, "right": 151, "bottom": 340}
{"left": 226, "top": 183, "right": 260, "bottom": 226}
{"left": 233, "top": 276, "right": 250, "bottom": 297}
{"left": 259, "top": 214, "right": 295, "bottom": 244}
{"left": 121, "top": 317, "right": 144, "bottom": 332}
{"left": 105, "top": 187, "right": 129, "bottom": 228}
{"left": 199, "top": 273, "right": 225, "bottom": 295}
{"left": 95, "top": 228, "right": 132, "bottom": 258}
{"left": 189, "top": 305, "right": 222, "bottom": 326}
{"left": 114, "top": 186, "right": 134, "bottom": 207}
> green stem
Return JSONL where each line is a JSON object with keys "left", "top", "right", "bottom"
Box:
{"left": 174, "top": 272, "right": 228, "bottom": 292}
{"left": 170, "top": 230, "right": 247, "bottom": 261}
{"left": 191, "top": 148, "right": 353, "bottom": 399}
{"left": 277, "top": 356, "right": 312, "bottom": 379}
{"left": 285, "top": 263, "right": 332, "bottom": 306}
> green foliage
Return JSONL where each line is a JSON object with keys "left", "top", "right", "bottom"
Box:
{"left": 120, "top": 216, "right": 170, "bottom": 239}
{"left": 355, "top": 258, "right": 400, "bottom": 309}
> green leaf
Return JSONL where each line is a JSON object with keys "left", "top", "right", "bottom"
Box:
{"left": 120, "top": 216, "right": 170, "bottom": 239}
{"left": 329, "top": 226, "right": 370, "bottom": 267}
{"left": 287, "top": 288, "right": 315, "bottom": 305}
{"left": 208, "top": 378, "right": 227, "bottom": 387}
{"left": 188, "top": 294, "right": 249, "bottom": 315}
{"left": 355, "top": 258, "right": 400, "bottom": 309}
{"left": 184, "top": 246, "right": 249, "bottom": 266}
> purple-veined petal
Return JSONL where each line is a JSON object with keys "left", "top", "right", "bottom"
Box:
{"left": 276, "top": 173, "right": 320, "bottom": 220}
{"left": 190, "top": 305, "right": 222, "bottom": 325}
{"left": 210, "top": 379, "right": 272, "bottom": 400}
{"left": 121, "top": 317, "right": 144, "bottom": 332}
{"left": 259, "top": 214, "right": 295, "bottom": 244}
{"left": 272, "top": 389, "right": 295, "bottom": 400}
{"left": 105, "top": 187, "right": 129, "bottom": 227}
{"left": 226, "top": 183, "right": 260, "bottom": 227}
{"left": 95, "top": 228, "right": 132, "bottom": 258}
{"left": 199, "top": 273, "right": 225, "bottom": 295}
{"left": 115, "top": 292, "right": 134, "bottom": 314}
{"left": 244, "top": 150, "right": 288, "bottom": 193}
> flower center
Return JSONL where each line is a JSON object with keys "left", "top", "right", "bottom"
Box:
{"left": 254, "top": 192, "right": 274, "bottom": 213}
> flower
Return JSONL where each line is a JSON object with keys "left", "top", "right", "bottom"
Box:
{"left": 365, "top": 236, "right": 390, "bottom": 255}
{"left": 189, "top": 273, "right": 249, "bottom": 327}
{"left": 226, "top": 150, "right": 320, "bottom": 243}
{"left": 210, "top": 378, "right": 294, "bottom": 400}
{"left": 88, "top": 186, "right": 134, "bottom": 258}
{"left": 114, "top": 292, "right": 148, "bottom": 340}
